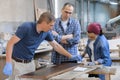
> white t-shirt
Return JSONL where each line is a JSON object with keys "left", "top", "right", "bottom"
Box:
{"left": 61, "top": 20, "right": 68, "bottom": 32}
{"left": 88, "top": 40, "right": 95, "bottom": 62}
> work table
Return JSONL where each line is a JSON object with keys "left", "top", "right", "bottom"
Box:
{"left": 20, "top": 63, "right": 116, "bottom": 80}
{"left": 20, "top": 63, "right": 79, "bottom": 79}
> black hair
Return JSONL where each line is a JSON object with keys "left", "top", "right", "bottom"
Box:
{"left": 99, "top": 29, "right": 103, "bottom": 36}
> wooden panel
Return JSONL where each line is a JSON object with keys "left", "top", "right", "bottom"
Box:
{"left": 49, "top": 66, "right": 98, "bottom": 80}
{"left": 20, "top": 63, "right": 81, "bottom": 80}
{"left": 88, "top": 67, "right": 116, "bottom": 80}
{"left": 20, "top": 63, "right": 102, "bottom": 80}
{"left": 88, "top": 67, "right": 116, "bottom": 75}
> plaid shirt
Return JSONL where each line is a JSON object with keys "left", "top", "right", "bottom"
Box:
{"left": 51, "top": 17, "right": 81, "bottom": 64}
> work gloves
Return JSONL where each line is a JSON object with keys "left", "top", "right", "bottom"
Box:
{"left": 3, "top": 62, "right": 12, "bottom": 76}
{"left": 87, "top": 62, "right": 95, "bottom": 66}
{"left": 70, "top": 55, "right": 82, "bottom": 61}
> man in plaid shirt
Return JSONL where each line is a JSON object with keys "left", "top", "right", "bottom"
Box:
{"left": 51, "top": 2, "right": 82, "bottom": 64}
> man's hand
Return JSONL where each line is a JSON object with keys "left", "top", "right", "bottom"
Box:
{"left": 62, "top": 34, "right": 73, "bottom": 40}
{"left": 70, "top": 55, "right": 82, "bottom": 61}
{"left": 52, "top": 31, "right": 58, "bottom": 36}
{"left": 3, "top": 62, "right": 12, "bottom": 76}
{"left": 66, "top": 34, "right": 73, "bottom": 39}
{"left": 61, "top": 34, "right": 73, "bottom": 44}
{"left": 61, "top": 40, "right": 68, "bottom": 44}
{"left": 87, "top": 62, "right": 95, "bottom": 66}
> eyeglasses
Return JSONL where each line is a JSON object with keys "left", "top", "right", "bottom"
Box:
{"left": 64, "top": 11, "right": 72, "bottom": 14}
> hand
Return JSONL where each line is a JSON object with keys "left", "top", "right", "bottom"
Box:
{"left": 87, "top": 62, "right": 95, "bottom": 66}
{"left": 70, "top": 55, "right": 82, "bottom": 61}
{"left": 66, "top": 34, "right": 73, "bottom": 39}
{"left": 52, "top": 31, "right": 58, "bottom": 36}
{"left": 62, "top": 34, "right": 73, "bottom": 40}
{"left": 61, "top": 40, "right": 68, "bottom": 44}
{"left": 3, "top": 62, "right": 12, "bottom": 76}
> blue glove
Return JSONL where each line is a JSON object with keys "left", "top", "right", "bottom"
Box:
{"left": 87, "top": 62, "right": 95, "bottom": 66}
{"left": 97, "top": 59, "right": 103, "bottom": 64}
{"left": 3, "top": 62, "right": 12, "bottom": 76}
{"left": 70, "top": 55, "right": 82, "bottom": 61}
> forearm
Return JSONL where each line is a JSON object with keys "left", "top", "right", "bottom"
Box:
{"left": 61, "top": 34, "right": 73, "bottom": 44}
{"left": 5, "top": 35, "right": 19, "bottom": 62}
{"left": 66, "top": 33, "right": 80, "bottom": 45}
{"left": 66, "top": 21, "right": 81, "bottom": 45}
{"left": 62, "top": 35, "right": 69, "bottom": 40}
{"left": 61, "top": 34, "right": 73, "bottom": 40}
{"left": 52, "top": 30, "right": 73, "bottom": 44}
{"left": 54, "top": 43, "right": 72, "bottom": 58}
{"left": 6, "top": 41, "right": 14, "bottom": 63}
{"left": 49, "top": 40, "right": 72, "bottom": 58}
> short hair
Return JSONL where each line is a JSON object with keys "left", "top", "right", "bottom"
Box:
{"left": 62, "top": 2, "right": 74, "bottom": 10}
{"left": 37, "top": 12, "right": 55, "bottom": 24}
{"left": 87, "top": 22, "right": 103, "bottom": 35}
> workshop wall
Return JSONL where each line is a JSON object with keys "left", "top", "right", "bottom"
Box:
{"left": 0, "top": 0, "right": 119, "bottom": 37}
{"left": 0, "top": 0, "right": 34, "bottom": 22}
{"left": 0, "top": 0, "right": 48, "bottom": 34}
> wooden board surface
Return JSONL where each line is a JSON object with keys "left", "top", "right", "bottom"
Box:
{"left": 20, "top": 63, "right": 80, "bottom": 80}
{"left": 20, "top": 63, "right": 102, "bottom": 80}
{"left": 49, "top": 66, "right": 116, "bottom": 80}
{"left": 88, "top": 67, "right": 116, "bottom": 75}
{"left": 49, "top": 66, "right": 98, "bottom": 80}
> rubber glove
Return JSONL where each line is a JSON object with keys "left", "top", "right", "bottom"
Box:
{"left": 70, "top": 55, "right": 82, "bottom": 61}
{"left": 3, "top": 62, "right": 12, "bottom": 76}
{"left": 97, "top": 59, "right": 103, "bottom": 64}
{"left": 87, "top": 62, "right": 95, "bottom": 66}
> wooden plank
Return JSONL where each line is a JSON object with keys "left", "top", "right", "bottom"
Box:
{"left": 20, "top": 63, "right": 116, "bottom": 80}
{"left": 88, "top": 67, "right": 116, "bottom": 75}
{"left": 49, "top": 66, "right": 101, "bottom": 80}
{"left": 20, "top": 63, "right": 80, "bottom": 80}
{"left": 88, "top": 67, "right": 116, "bottom": 80}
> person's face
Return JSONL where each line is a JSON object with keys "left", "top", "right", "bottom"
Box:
{"left": 43, "top": 21, "right": 55, "bottom": 32}
{"left": 87, "top": 32, "right": 96, "bottom": 40}
{"left": 61, "top": 5, "right": 74, "bottom": 20}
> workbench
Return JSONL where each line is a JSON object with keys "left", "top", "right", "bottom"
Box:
{"left": 20, "top": 63, "right": 116, "bottom": 80}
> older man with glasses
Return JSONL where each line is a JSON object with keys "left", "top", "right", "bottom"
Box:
{"left": 52, "top": 2, "right": 82, "bottom": 64}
